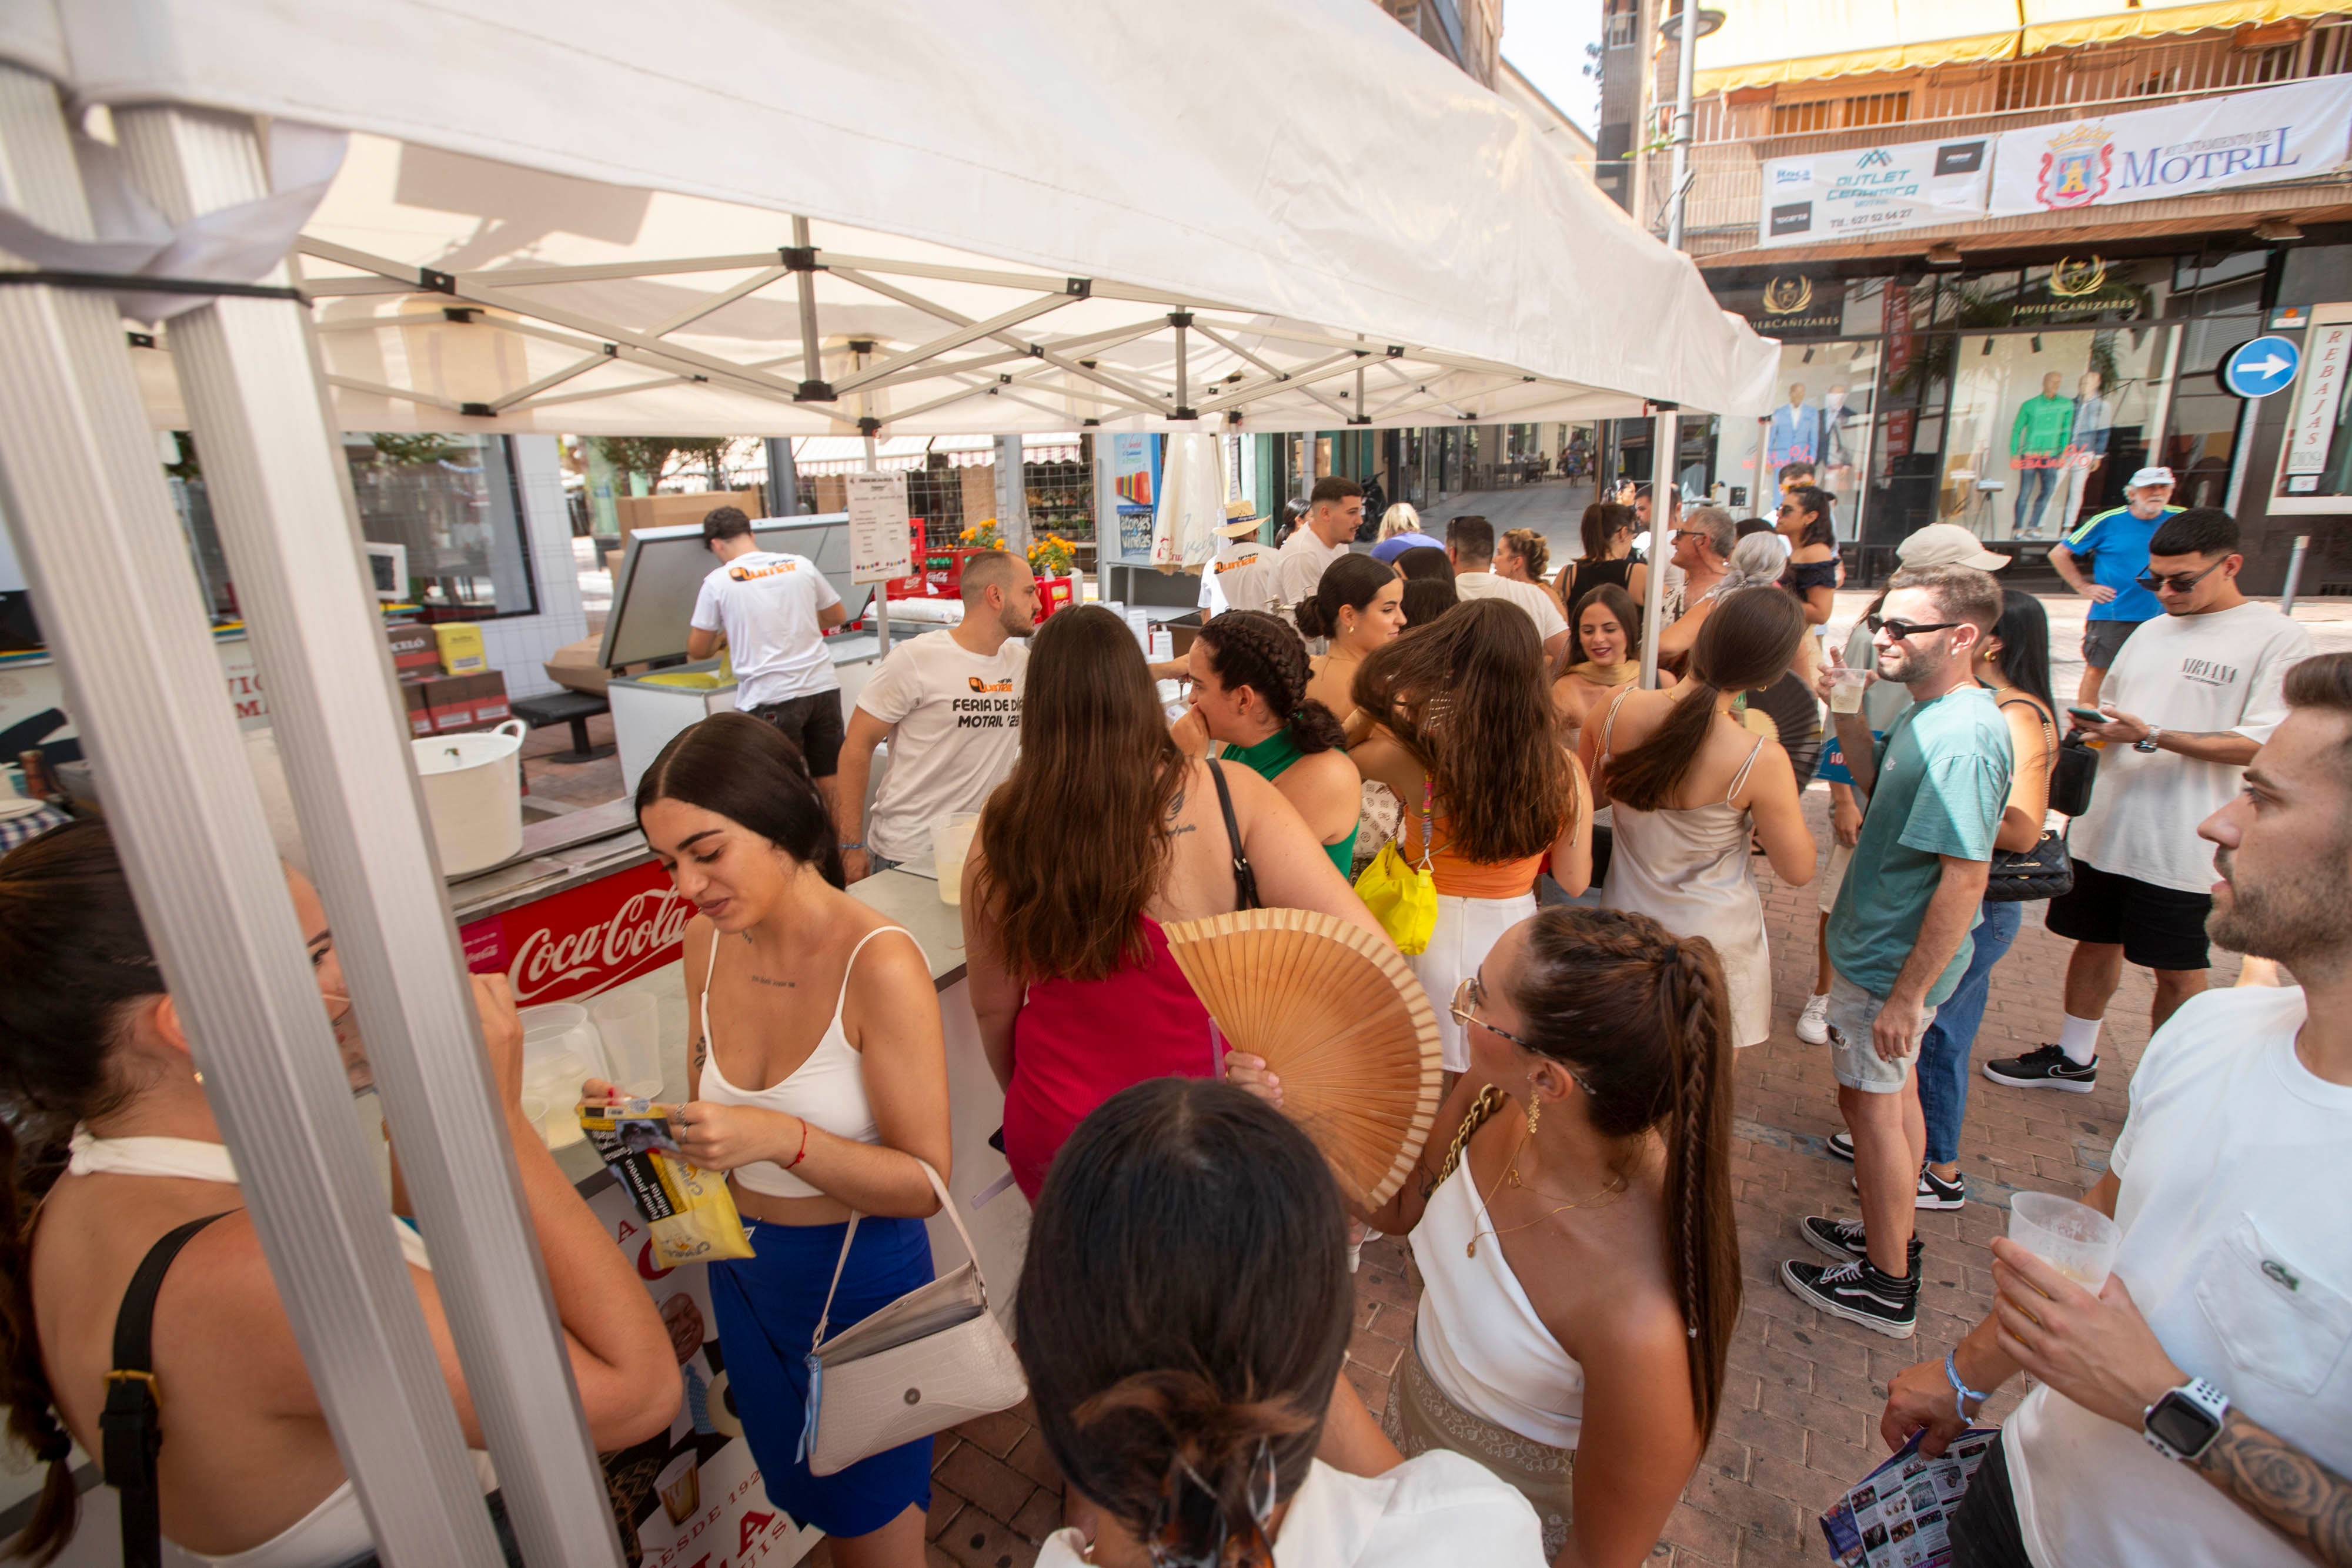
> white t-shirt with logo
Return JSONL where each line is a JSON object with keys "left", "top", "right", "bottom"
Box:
{"left": 1452, "top": 569, "right": 1568, "bottom": 644}
{"left": 853, "top": 630, "right": 1029, "bottom": 865}
{"left": 2003, "top": 985, "right": 2352, "bottom": 1568}
{"left": 2069, "top": 601, "right": 2312, "bottom": 892}
{"left": 1272, "top": 529, "right": 1351, "bottom": 618}
{"left": 689, "top": 550, "right": 844, "bottom": 710}
{"left": 1200, "top": 539, "right": 1278, "bottom": 618}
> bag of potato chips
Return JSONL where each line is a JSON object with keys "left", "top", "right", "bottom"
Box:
{"left": 577, "top": 1099, "right": 753, "bottom": 1266}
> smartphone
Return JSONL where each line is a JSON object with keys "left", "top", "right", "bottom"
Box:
{"left": 2066, "top": 706, "right": 2107, "bottom": 727}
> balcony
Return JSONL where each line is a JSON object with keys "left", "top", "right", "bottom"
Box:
{"left": 1638, "top": 20, "right": 2352, "bottom": 255}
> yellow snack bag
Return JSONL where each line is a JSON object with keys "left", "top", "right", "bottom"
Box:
{"left": 577, "top": 1099, "right": 753, "bottom": 1266}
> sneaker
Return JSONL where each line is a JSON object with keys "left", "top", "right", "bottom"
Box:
{"left": 1781, "top": 1256, "right": 1919, "bottom": 1338}
{"left": 1842, "top": 1162, "right": 1967, "bottom": 1209}
{"left": 1983, "top": 1043, "right": 2099, "bottom": 1093}
{"left": 1803, "top": 1216, "right": 1925, "bottom": 1266}
{"left": 1796, "top": 992, "right": 1832, "bottom": 1045}
{"left": 1826, "top": 1129, "right": 1855, "bottom": 1162}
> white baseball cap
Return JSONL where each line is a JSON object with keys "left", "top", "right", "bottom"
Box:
{"left": 1896, "top": 523, "right": 2009, "bottom": 572}
{"left": 2127, "top": 466, "right": 2176, "bottom": 490}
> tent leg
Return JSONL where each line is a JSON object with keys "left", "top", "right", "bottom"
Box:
{"left": 0, "top": 70, "right": 505, "bottom": 1565}
{"left": 111, "top": 101, "right": 625, "bottom": 1568}
{"left": 997, "top": 433, "right": 1031, "bottom": 554}
{"left": 1639, "top": 406, "right": 1678, "bottom": 689}
{"left": 767, "top": 434, "right": 801, "bottom": 514}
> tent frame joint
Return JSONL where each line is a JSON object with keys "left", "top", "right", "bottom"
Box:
{"left": 779, "top": 246, "right": 823, "bottom": 272}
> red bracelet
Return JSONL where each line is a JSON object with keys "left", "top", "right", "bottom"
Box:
{"left": 784, "top": 1118, "right": 811, "bottom": 1170}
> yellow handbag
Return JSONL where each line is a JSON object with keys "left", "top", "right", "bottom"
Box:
{"left": 1355, "top": 775, "right": 1438, "bottom": 955}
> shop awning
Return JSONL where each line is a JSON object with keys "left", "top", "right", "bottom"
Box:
{"left": 11, "top": 0, "right": 1780, "bottom": 433}
{"left": 1695, "top": 0, "right": 2343, "bottom": 93}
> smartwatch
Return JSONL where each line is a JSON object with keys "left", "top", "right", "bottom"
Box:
{"left": 2134, "top": 727, "right": 2163, "bottom": 754}
{"left": 2142, "top": 1378, "right": 2229, "bottom": 1463}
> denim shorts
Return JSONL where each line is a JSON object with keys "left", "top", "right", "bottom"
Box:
{"left": 1826, "top": 970, "right": 1936, "bottom": 1095}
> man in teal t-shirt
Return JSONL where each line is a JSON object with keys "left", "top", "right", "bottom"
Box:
{"left": 1784, "top": 564, "right": 2011, "bottom": 1341}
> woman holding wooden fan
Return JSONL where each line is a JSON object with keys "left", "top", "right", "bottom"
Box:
{"left": 962, "top": 605, "right": 1385, "bottom": 1203}
{"left": 1348, "top": 598, "right": 1593, "bottom": 1074}
{"left": 1230, "top": 907, "right": 1741, "bottom": 1567}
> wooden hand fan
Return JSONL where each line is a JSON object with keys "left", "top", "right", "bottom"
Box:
{"left": 1160, "top": 908, "right": 1443, "bottom": 1209}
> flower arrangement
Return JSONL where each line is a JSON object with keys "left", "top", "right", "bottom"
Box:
{"left": 1026, "top": 534, "right": 1080, "bottom": 577}
{"left": 959, "top": 520, "right": 1003, "bottom": 549}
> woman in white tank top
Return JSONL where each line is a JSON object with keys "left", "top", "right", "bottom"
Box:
{"left": 616, "top": 713, "right": 950, "bottom": 1568}
{"left": 1232, "top": 907, "right": 1743, "bottom": 1567}
{"left": 0, "top": 820, "right": 679, "bottom": 1567}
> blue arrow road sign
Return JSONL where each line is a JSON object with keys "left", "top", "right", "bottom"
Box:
{"left": 2222, "top": 336, "right": 2300, "bottom": 399}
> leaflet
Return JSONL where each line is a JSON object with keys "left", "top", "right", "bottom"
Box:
{"left": 1819, "top": 1427, "right": 1998, "bottom": 1568}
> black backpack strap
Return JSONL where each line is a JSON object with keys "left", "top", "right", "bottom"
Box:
{"left": 103, "top": 1212, "right": 235, "bottom": 1568}
{"left": 1206, "top": 760, "right": 1260, "bottom": 911}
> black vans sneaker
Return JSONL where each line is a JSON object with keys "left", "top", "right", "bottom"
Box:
{"left": 1916, "top": 1165, "right": 1966, "bottom": 1209}
{"left": 1802, "top": 1216, "right": 1925, "bottom": 1266}
{"left": 1827, "top": 1130, "right": 1856, "bottom": 1162}
{"left": 1781, "top": 1256, "right": 1919, "bottom": 1338}
{"left": 1983, "top": 1043, "right": 2099, "bottom": 1092}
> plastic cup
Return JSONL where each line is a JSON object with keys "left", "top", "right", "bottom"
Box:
{"left": 931, "top": 811, "right": 981, "bottom": 905}
{"left": 1828, "top": 667, "right": 1870, "bottom": 715}
{"left": 589, "top": 990, "right": 664, "bottom": 1098}
{"left": 2007, "top": 1191, "right": 2121, "bottom": 1291}
{"left": 657, "top": 1452, "right": 701, "bottom": 1526}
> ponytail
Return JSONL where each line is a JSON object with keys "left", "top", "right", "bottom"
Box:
{"left": 0, "top": 1119, "right": 77, "bottom": 1564}
{"left": 1294, "top": 554, "right": 1397, "bottom": 648}
{"left": 1600, "top": 587, "right": 1806, "bottom": 813}
{"left": 1509, "top": 908, "right": 1740, "bottom": 1439}
{"left": 1072, "top": 1370, "right": 1311, "bottom": 1566}
{"left": 1194, "top": 612, "right": 1342, "bottom": 755}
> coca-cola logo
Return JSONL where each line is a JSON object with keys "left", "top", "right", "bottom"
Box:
{"left": 510, "top": 886, "right": 692, "bottom": 1002}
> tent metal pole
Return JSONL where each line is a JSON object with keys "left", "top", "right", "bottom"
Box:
{"left": 997, "top": 433, "right": 1031, "bottom": 553}
{"left": 1172, "top": 312, "right": 1193, "bottom": 420}
{"left": 792, "top": 215, "right": 826, "bottom": 400}
{"left": 0, "top": 70, "right": 505, "bottom": 1567}
{"left": 1639, "top": 405, "right": 1678, "bottom": 689}
{"left": 115, "top": 101, "right": 629, "bottom": 1568}
{"left": 769, "top": 436, "right": 801, "bottom": 514}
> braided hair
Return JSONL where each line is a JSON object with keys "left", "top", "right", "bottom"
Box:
{"left": 1194, "top": 611, "right": 1346, "bottom": 754}
{"left": 1504, "top": 907, "right": 1740, "bottom": 1440}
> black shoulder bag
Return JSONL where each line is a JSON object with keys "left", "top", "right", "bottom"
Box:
{"left": 1206, "top": 760, "right": 1261, "bottom": 910}
{"left": 1984, "top": 701, "right": 2073, "bottom": 903}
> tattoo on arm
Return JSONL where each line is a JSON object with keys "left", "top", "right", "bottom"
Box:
{"left": 690, "top": 1034, "right": 707, "bottom": 1073}
{"left": 2194, "top": 1408, "right": 2352, "bottom": 1568}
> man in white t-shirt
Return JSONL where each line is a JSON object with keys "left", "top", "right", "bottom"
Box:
{"left": 1270, "top": 476, "right": 1364, "bottom": 619}
{"left": 1881, "top": 650, "right": 2352, "bottom": 1568}
{"left": 1445, "top": 514, "right": 1569, "bottom": 670}
{"left": 1199, "top": 500, "right": 1277, "bottom": 618}
{"left": 831, "top": 550, "right": 1037, "bottom": 882}
{"left": 688, "top": 506, "right": 850, "bottom": 795}
{"left": 1987, "top": 507, "right": 2312, "bottom": 1094}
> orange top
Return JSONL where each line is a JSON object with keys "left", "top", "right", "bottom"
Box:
{"left": 1397, "top": 807, "right": 1549, "bottom": 900}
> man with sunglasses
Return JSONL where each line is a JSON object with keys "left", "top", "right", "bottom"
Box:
{"left": 1993, "top": 508, "right": 2312, "bottom": 1092}
{"left": 1785, "top": 563, "right": 2012, "bottom": 1338}
{"left": 2050, "top": 467, "right": 2181, "bottom": 707}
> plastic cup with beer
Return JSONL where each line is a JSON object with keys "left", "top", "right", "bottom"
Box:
{"left": 1828, "top": 667, "right": 1872, "bottom": 716}
{"left": 931, "top": 811, "right": 982, "bottom": 906}
{"left": 2007, "top": 1191, "right": 2122, "bottom": 1292}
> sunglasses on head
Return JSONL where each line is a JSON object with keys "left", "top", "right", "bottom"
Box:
{"left": 1865, "top": 614, "right": 1962, "bottom": 640}
{"left": 2136, "top": 560, "right": 2227, "bottom": 594}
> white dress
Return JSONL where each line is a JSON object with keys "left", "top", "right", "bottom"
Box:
{"left": 1594, "top": 688, "right": 1775, "bottom": 1047}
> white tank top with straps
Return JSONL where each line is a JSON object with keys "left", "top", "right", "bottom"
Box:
{"left": 696, "top": 924, "right": 916, "bottom": 1199}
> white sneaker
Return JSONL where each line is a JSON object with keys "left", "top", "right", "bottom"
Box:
{"left": 1796, "top": 992, "right": 1832, "bottom": 1045}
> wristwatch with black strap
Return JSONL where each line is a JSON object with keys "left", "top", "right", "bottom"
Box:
{"left": 2143, "top": 1377, "right": 2229, "bottom": 1463}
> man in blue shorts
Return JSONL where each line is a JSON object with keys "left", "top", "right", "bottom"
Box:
{"left": 2049, "top": 467, "right": 2180, "bottom": 707}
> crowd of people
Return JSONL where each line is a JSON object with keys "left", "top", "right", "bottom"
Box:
{"left": 0, "top": 470, "right": 2343, "bottom": 1568}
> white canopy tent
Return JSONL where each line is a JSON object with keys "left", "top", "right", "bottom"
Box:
{"left": 0, "top": 6, "right": 1771, "bottom": 1567}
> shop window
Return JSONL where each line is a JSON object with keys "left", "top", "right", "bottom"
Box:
{"left": 344, "top": 434, "right": 539, "bottom": 621}
{"left": 2268, "top": 303, "right": 2352, "bottom": 517}
{"left": 1724, "top": 340, "right": 1882, "bottom": 534}
{"left": 1939, "top": 327, "right": 2164, "bottom": 543}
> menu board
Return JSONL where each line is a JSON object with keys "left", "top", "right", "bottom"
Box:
{"left": 846, "top": 472, "right": 916, "bottom": 585}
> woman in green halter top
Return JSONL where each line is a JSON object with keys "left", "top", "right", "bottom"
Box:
{"left": 1174, "top": 610, "right": 1364, "bottom": 877}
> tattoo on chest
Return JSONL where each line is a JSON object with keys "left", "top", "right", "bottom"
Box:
{"left": 747, "top": 974, "right": 797, "bottom": 988}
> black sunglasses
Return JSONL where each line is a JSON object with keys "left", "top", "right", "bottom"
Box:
{"left": 2136, "top": 560, "right": 2227, "bottom": 595}
{"left": 1865, "top": 614, "right": 1963, "bottom": 640}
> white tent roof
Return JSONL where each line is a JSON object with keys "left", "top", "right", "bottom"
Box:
{"left": 11, "top": 0, "right": 1779, "bottom": 434}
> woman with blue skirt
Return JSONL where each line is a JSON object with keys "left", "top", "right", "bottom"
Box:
{"left": 603, "top": 712, "right": 953, "bottom": 1567}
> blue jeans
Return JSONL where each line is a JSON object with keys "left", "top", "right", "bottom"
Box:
{"left": 1917, "top": 898, "right": 2023, "bottom": 1167}
{"left": 2013, "top": 464, "right": 2062, "bottom": 536}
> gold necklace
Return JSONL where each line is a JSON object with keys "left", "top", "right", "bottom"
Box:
{"left": 1465, "top": 1126, "right": 1628, "bottom": 1258}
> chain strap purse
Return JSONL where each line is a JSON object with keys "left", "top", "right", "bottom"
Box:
{"left": 796, "top": 1158, "right": 1026, "bottom": 1477}
{"left": 1984, "top": 703, "right": 2074, "bottom": 903}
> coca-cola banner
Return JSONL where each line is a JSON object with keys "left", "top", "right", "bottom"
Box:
{"left": 461, "top": 861, "right": 691, "bottom": 1005}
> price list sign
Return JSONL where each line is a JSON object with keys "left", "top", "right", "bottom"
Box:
{"left": 846, "top": 470, "right": 914, "bottom": 584}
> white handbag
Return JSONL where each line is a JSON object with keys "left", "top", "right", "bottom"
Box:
{"left": 796, "top": 1158, "right": 1027, "bottom": 1477}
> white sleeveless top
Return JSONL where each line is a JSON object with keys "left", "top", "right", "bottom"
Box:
{"left": 696, "top": 924, "right": 916, "bottom": 1199}
{"left": 63, "top": 1131, "right": 495, "bottom": 1568}
{"left": 1408, "top": 1159, "right": 1586, "bottom": 1450}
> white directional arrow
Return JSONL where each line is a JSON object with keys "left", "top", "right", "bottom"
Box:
{"left": 2243, "top": 354, "right": 2293, "bottom": 378}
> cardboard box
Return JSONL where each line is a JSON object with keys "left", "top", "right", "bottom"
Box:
{"left": 400, "top": 678, "right": 435, "bottom": 737}
{"left": 614, "top": 489, "right": 766, "bottom": 541}
{"left": 434, "top": 624, "right": 487, "bottom": 675}
{"left": 386, "top": 621, "right": 439, "bottom": 676}
{"left": 544, "top": 636, "right": 612, "bottom": 697}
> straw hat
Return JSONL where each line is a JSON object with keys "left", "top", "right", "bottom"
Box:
{"left": 1214, "top": 499, "right": 1265, "bottom": 539}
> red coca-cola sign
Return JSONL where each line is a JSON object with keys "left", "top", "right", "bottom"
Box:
{"left": 459, "top": 860, "right": 690, "bottom": 1004}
